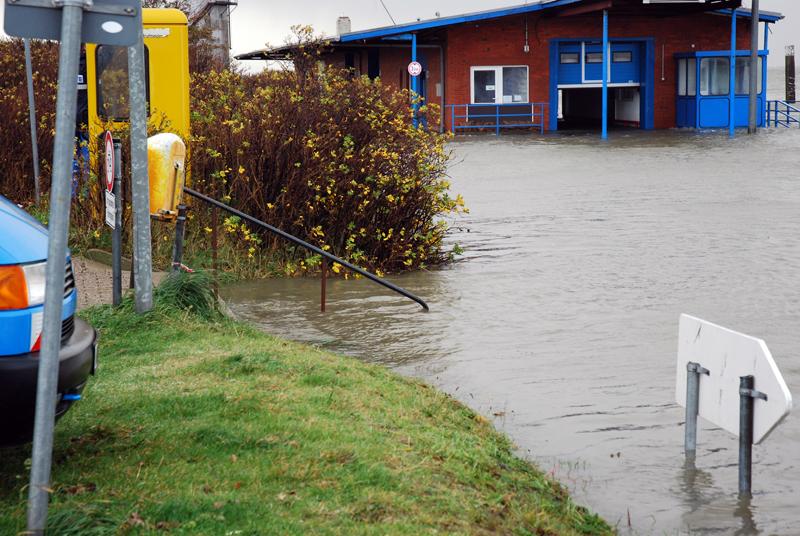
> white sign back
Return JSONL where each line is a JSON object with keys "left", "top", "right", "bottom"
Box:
{"left": 408, "top": 61, "right": 423, "bottom": 77}
{"left": 675, "top": 314, "right": 792, "bottom": 444}
{"left": 104, "top": 131, "right": 114, "bottom": 193}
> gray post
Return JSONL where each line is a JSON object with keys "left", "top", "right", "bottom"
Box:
{"left": 171, "top": 204, "right": 187, "bottom": 272}
{"left": 112, "top": 139, "right": 123, "bottom": 306}
{"left": 24, "top": 38, "right": 41, "bottom": 204}
{"left": 685, "top": 362, "right": 709, "bottom": 457}
{"left": 787, "top": 46, "right": 796, "bottom": 103}
{"left": 738, "top": 375, "right": 755, "bottom": 497}
{"left": 748, "top": 0, "right": 759, "bottom": 134}
{"left": 128, "top": 31, "right": 153, "bottom": 313}
{"left": 26, "top": 4, "right": 84, "bottom": 534}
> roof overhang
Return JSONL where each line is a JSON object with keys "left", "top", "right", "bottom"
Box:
{"left": 235, "top": 0, "right": 783, "bottom": 61}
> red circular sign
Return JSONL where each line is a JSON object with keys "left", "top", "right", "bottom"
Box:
{"left": 407, "top": 61, "right": 422, "bottom": 77}
{"left": 104, "top": 131, "right": 114, "bottom": 193}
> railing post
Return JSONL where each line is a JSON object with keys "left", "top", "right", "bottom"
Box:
{"left": 685, "top": 362, "right": 709, "bottom": 458}
{"left": 451, "top": 105, "right": 455, "bottom": 134}
{"left": 171, "top": 204, "right": 188, "bottom": 273}
{"left": 496, "top": 105, "right": 500, "bottom": 136}
{"left": 211, "top": 205, "right": 219, "bottom": 297}
{"left": 320, "top": 257, "right": 327, "bottom": 313}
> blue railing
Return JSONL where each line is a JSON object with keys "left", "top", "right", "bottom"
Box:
{"left": 766, "top": 100, "right": 800, "bottom": 128}
{"left": 447, "top": 103, "right": 547, "bottom": 135}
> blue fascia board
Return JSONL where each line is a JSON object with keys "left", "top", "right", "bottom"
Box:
{"left": 674, "top": 50, "right": 769, "bottom": 58}
{"left": 339, "top": 0, "right": 582, "bottom": 42}
{"left": 713, "top": 8, "right": 783, "bottom": 23}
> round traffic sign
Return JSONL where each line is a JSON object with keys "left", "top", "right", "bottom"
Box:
{"left": 407, "top": 61, "right": 423, "bottom": 77}
{"left": 104, "top": 131, "right": 114, "bottom": 193}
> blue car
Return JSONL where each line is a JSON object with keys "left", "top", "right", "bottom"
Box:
{"left": 0, "top": 195, "right": 97, "bottom": 446}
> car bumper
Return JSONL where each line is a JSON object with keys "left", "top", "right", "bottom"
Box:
{"left": 0, "top": 317, "right": 97, "bottom": 446}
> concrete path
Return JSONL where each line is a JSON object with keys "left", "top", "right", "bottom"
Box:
{"left": 72, "top": 257, "right": 167, "bottom": 311}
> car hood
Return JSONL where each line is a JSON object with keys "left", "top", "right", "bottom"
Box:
{"left": 0, "top": 196, "right": 49, "bottom": 265}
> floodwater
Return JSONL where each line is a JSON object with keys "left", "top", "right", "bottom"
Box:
{"left": 223, "top": 127, "right": 800, "bottom": 535}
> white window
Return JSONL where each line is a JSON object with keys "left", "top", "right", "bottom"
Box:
{"left": 735, "top": 57, "right": 763, "bottom": 95}
{"left": 470, "top": 66, "right": 529, "bottom": 104}
{"left": 677, "top": 58, "right": 696, "bottom": 97}
{"left": 700, "top": 57, "right": 729, "bottom": 96}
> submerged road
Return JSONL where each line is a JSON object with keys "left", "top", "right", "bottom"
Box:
{"left": 224, "top": 128, "right": 800, "bottom": 535}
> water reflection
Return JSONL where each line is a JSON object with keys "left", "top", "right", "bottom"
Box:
{"left": 224, "top": 129, "right": 800, "bottom": 534}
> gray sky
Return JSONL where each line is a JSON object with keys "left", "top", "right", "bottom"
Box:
{"left": 0, "top": 1, "right": 794, "bottom": 67}
{"left": 230, "top": 0, "right": 798, "bottom": 69}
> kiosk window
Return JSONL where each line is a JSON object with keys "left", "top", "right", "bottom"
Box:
{"left": 699, "top": 57, "right": 729, "bottom": 96}
{"left": 735, "top": 57, "right": 763, "bottom": 95}
{"left": 96, "top": 45, "right": 150, "bottom": 120}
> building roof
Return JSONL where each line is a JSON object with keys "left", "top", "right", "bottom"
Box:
{"left": 236, "top": 0, "right": 783, "bottom": 61}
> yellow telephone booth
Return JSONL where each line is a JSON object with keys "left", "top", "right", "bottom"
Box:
{"left": 86, "top": 8, "right": 190, "bottom": 219}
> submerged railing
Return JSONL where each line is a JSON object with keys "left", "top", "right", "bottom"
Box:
{"left": 447, "top": 103, "right": 547, "bottom": 135}
{"left": 766, "top": 100, "right": 800, "bottom": 128}
{"left": 179, "top": 187, "right": 429, "bottom": 312}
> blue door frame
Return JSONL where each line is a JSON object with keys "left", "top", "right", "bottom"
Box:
{"left": 549, "top": 37, "right": 655, "bottom": 131}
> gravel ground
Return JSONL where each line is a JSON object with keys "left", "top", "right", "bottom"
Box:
{"left": 72, "top": 257, "right": 166, "bottom": 311}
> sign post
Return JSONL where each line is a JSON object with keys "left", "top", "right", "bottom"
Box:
{"left": 23, "top": 38, "right": 41, "bottom": 204}
{"left": 4, "top": 1, "right": 141, "bottom": 532}
{"left": 112, "top": 137, "right": 123, "bottom": 306}
{"left": 675, "top": 314, "right": 793, "bottom": 496}
{"left": 103, "top": 130, "right": 115, "bottom": 229}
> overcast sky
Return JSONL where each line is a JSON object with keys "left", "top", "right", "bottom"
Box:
{"left": 0, "top": 1, "right": 795, "bottom": 68}
{"left": 230, "top": 0, "right": 798, "bottom": 70}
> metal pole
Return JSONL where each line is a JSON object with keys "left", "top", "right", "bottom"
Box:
{"left": 684, "top": 362, "right": 709, "bottom": 457}
{"left": 26, "top": 5, "right": 84, "bottom": 533}
{"left": 24, "top": 38, "right": 41, "bottom": 205}
{"left": 411, "top": 33, "right": 419, "bottom": 128}
{"left": 128, "top": 30, "right": 153, "bottom": 313}
{"left": 172, "top": 204, "right": 188, "bottom": 272}
{"left": 787, "top": 46, "right": 796, "bottom": 103}
{"left": 112, "top": 139, "right": 123, "bottom": 306}
{"left": 738, "top": 375, "right": 755, "bottom": 497}
{"left": 748, "top": 0, "right": 760, "bottom": 134}
{"left": 729, "top": 8, "right": 737, "bottom": 139}
{"left": 211, "top": 205, "right": 219, "bottom": 296}
{"left": 601, "top": 9, "right": 609, "bottom": 140}
{"left": 320, "top": 257, "right": 327, "bottom": 312}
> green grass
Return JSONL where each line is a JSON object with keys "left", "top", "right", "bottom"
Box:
{"left": 0, "top": 276, "right": 611, "bottom": 535}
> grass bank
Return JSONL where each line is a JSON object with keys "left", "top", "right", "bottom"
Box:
{"left": 0, "top": 276, "right": 610, "bottom": 535}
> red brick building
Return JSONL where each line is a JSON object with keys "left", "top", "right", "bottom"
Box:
{"left": 238, "top": 0, "right": 783, "bottom": 135}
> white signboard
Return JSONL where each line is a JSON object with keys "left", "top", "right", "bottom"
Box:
{"left": 407, "top": 61, "right": 422, "bottom": 77}
{"left": 676, "top": 314, "right": 792, "bottom": 444}
{"left": 105, "top": 191, "right": 116, "bottom": 229}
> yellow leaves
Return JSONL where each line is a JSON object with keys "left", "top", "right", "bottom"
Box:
{"left": 238, "top": 166, "right": 245, "bottom": 174}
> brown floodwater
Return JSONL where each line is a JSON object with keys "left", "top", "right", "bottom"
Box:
{"left": 223, "top": 127, "right": 800, "bottom": 535}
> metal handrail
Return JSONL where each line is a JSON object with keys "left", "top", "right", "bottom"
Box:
{"left": 448, "top": 102, "right": 547, "bottom": 135}
{"left": 767, "top": 100, "right": 800, "bottom": 127}
{"left": 183, "top": 187, "right": 429, "bottom": 311}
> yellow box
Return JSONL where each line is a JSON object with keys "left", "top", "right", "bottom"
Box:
{"left": 87, "top": 8, "right": 190, "bottom": 147}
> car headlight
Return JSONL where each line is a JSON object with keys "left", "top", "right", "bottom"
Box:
{"left": 0, "top": 261, "right": 47, "bottom": 310}
{"left": 22, "top": 262, "right": 46, "bottom": 306}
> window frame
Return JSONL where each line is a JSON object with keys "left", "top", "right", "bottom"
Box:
{"left": 469, "top": 65, "right": 529, "bottom": 105}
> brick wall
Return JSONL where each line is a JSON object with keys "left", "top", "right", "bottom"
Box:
{"left": 442, "top": 12, "right": 753, "bottom": 130}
